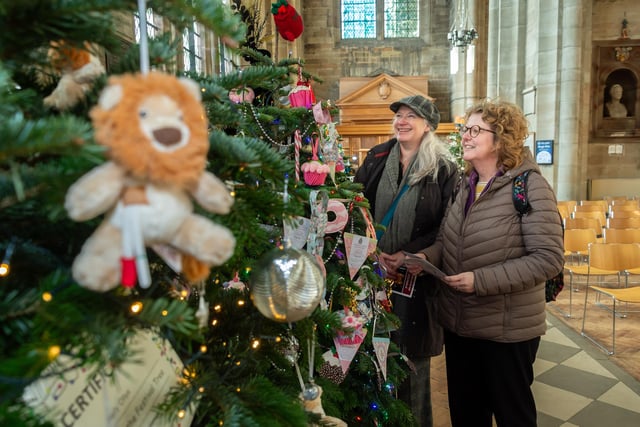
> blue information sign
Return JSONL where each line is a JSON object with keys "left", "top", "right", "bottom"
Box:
{"left": 535, "top": 140, "right": 553, "bottom": 165}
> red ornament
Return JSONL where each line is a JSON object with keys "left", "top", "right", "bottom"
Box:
{"left": 271, "top": 0, "right": 304, "bottom": 41}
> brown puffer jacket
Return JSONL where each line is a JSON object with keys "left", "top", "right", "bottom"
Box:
{"left": 421, "top": 154, "right": 564, "bottom": 343}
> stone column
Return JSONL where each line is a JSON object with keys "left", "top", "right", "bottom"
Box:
{"left": 555, "top": 0, "right": 589, "bottom": 201}
{"left": 486, "top": 0, "right": 526, "bottom": 102}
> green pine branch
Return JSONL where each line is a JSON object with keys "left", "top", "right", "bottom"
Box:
{"left": 0, "top": 1, "right": 414, "bottom": 425}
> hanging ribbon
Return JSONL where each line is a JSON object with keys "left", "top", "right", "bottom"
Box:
{"left": 306, "top": 190, "right": 328, "bottom": 258}
{"left": 290, "top": 326, "right": 318, "bottom": 398}
{"left": 294, "top": 129, "right": 302, "bottom": 182}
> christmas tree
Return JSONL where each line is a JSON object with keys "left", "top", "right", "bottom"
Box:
{"left": 0, "top": 1, "right": 413, "bottom": 426}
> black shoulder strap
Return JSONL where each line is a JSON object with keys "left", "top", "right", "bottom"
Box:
{"left": 450, "top": 173, "right": 464, "bottom": 204}
{"left": 512, "top": 170, "right": 532, "bottom": 217}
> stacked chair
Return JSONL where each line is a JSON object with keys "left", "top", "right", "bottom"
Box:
{"left": 557, "top": 228, "right": 599, "bottom": 318}
{"left": 555, "top": 197, "right": 640, "bottom": 354}
{"left": 580, "top": 242, "right": 640, "bottom": 355}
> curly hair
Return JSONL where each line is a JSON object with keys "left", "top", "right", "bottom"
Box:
{"left": 463, "top": 100, "right": 529, "bottom": 173}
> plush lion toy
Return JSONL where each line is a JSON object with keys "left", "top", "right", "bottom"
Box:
{"left": 65, "top": 72, "right": 236, "bottom": 292}
{"left": 43, "top": 40, "right": 105, "bottom": 110}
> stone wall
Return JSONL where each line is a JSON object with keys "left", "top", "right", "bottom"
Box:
{"left": 260, "top": 0, "right": 640, "bottom": 199}
{"left": 299, "top": 0, "right": 453, "bottom": 121}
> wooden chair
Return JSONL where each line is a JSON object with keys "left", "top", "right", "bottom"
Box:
{"left": 608, "top": 217, "right": 640, "bottom": 229}
{"left": 575, "top": 204, "right": 607, "bottom": 213}
{"left": 558, "top": 200, "right": 577, "bottom": 212}
{"left": 580, "top": 200, "right": 609, "bottom": 210}
{"left": 604, "top": 228, "right": 640, "bottom": 281}
{"left": 603, "top": 228, "right": 640, "bottom": 244}
{"left": 581, "top": 242, "right": 640, "bottom": 354}
{"left": 557, "top": 228, "right": 599, "bottom": 317}
{"left": 557, "top": 205, "right": 571, "bottom": 221}
{"left": 564, "top": 216, "right": 603, "bottom": 239}
{"left": 610, "top": 199, "right": 639, "bottom": 208}
{"left": 609, "top": 209, "right": 640, "bottom": 219}
{"left": 572, "top": 211, "right": 607, "bottom": 232}
{"left": 610, "top": 203, "right": 640, "bottom": 211}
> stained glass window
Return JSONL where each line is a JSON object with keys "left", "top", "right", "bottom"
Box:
{"left": 342, "top": 0, "right": 376, "bottom": 39}
{"left": 384, "top": 0, "right": 419, "bottom": 38}
{"left": 342, "top": 0, "right": 419, "bottom": 39}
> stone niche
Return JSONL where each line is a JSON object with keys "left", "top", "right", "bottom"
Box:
{"left": 335, "top": 73, "right": 454, "bottom": 163}
{"left": 592, "top": 39, "right": 640, "bottom": 139}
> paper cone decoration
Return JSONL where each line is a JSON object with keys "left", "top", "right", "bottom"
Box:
{"left": 372, "top": 336, "right": 390, "bottom": 381}
{"left": 333, "top": 327, "right": 367, "bottom": 374}
{"left": 283, "top": 216, "right": 311, "bottom": 249}
{"left": 343, "top": 232, "right": 377, "bottom": 279}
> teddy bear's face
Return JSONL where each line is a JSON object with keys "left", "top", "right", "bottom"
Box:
{"left": 90, "top": 72, "right": 209, "bottom": 189}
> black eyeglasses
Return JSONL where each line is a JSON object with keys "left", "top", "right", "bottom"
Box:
{"left": 460, "top": 125, "right": 496, "bottom": 138}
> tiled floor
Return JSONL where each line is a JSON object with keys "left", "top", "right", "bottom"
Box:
{"left": 431, "top": 311, "right": 640, "bottom": 427}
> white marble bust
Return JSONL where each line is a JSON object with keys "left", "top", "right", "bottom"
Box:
{"left": 605, "top": 84, "right": 628, "bottom": 118}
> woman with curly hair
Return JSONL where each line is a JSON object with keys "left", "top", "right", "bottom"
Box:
{"left": 406, "top": 100, "right": 564, "bottom": 427}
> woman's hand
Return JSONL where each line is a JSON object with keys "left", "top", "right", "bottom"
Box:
{"left": 442, "top": 272, "right": 475, "bottom": 293}
{"left": 379, "top": 251, "right": 406, "bottom": 274}
{"left": 403, "top": 252, "right": 426, "bottom": 275}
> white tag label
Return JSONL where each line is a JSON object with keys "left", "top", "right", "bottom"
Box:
{"left": 283, "top": 216, "right": 311, "bottom": 249}
{"left": 23, "top": 330, "right": 194, "bottom": 427}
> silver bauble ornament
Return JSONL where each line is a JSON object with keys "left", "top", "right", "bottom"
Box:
{"left": 302, "top": 383, "right": 320, "bottom": 401}
{"left": 250, "top": 246, "right": 325, "bottom": 322}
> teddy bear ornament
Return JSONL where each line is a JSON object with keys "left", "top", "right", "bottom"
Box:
{"left": 65, "top": 72, "right": 236, "bottom": 292}
{"left": 42, "top": 41, "right": 105, "bottom": 110}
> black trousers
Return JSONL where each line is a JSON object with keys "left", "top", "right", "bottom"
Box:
{"left": 443, "top": 329, "right": 540, "bottom": 427}
{"left": 397, "top": 356, "right": 433, "bottom": 427}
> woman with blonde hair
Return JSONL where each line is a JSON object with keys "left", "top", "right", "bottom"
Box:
{"left": 355, "top": 95, "right": 458, "bottom": 426}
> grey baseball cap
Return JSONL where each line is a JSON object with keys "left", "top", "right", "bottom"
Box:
{"left": 390, "top": 95, "right": 440, "bottom": 130}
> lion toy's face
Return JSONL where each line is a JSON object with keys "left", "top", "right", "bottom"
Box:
{"left": 90, "top": 72, "right": 209, "bottom": 189}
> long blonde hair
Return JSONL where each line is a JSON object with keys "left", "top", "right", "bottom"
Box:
{"left": 408, "top": 129, "right": 453, "bottom": 185}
